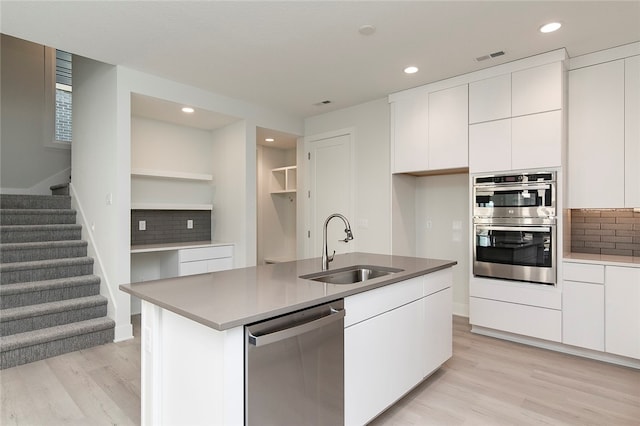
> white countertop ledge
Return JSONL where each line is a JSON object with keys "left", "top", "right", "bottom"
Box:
{"left": 120, "top": 252, "right": 456, "bottom": 331}
{"left": 563, "top": 252, "right": 640, "bottom": 268}
{"left": 130, "top": 241, "right": 233, "bottom": 253}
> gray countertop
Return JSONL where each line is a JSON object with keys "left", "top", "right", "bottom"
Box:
{"left": 120, "top": 252, "right": 456, "bottom": 331}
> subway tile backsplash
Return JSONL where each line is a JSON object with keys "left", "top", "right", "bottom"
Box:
{"left": 571, "top": 209, "right": 640, "bottom": 257}
{"left": 131, "top": 210, "right": 211, "bottom": 245}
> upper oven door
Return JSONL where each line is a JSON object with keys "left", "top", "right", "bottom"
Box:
{"left": 474, "top": 181, "right": 555, "bottom": 218}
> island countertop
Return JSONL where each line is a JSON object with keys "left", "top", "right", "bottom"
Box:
{"left": 119, "top": 252, "right": 456, "bottom": 331}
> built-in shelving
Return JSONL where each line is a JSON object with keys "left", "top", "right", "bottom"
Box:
{"left": 131, "top": 203, "right": 213, "bottom": 211}
{"left": 270, "top": 166, "right": 297, "bottom": 194}
{"left": 131, "top": 168, "right": 213, "bottom": 182}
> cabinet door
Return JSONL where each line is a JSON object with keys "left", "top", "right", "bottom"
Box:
{"left": 391, "top": 93, "right": 429, "bottom": 173}
{"left": 568, "top": 60, "right": 625, "bottom": 208}
{"left": 469, "top": 119, "right": 511, "bottom": 173}
{"left": 344, "top": 299, "right": 424, "bottom": 426}
{"left": 625, "top": 55, "right": 640, "bottom": 207}
{"left": 179, "top": 260, "right": 208, "bottom": 277}
{"left": 512, "top": 62, "right": 563, "bottom": 116}
{"left": 428, "top": 84, "right": 469, "bottom": 170}
{"left": 562, "top": 280, "right": 604, "bottom": 351}
{"left": 511, "top": 110, "right": 562, "bottom": 170}
{"left": 207, "top": 257, "right": 233, "bottom": 272}
{"left": 605, "top": 266, "right": 640, "bottom": 359}
{"left": 469, "top": 74, "right": 511, "bottom": 124}
{"left": 423, "top": 287, "right": 452, "bottom": 376}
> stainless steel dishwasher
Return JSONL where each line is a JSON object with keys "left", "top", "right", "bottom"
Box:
{"left": 245, "top": 300, "right": 345, "bottom": 426}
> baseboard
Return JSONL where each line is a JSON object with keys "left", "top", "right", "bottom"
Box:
{"left": 453, "top": 301, "right": 469, "bottom": 317}
{"left": 471, "top": 325, "right": 640, "bottom": 370}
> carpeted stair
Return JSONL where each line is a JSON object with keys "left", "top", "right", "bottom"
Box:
{"left": 0, "top": 194, "right": 114, "bottom": 369}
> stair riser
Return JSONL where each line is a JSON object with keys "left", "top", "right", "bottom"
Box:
{"left": 1, "top": 304, "right": 107, "bottom": 336}
{"left": 1, "top": 283, "right": 101, "bottom": 309}
{"left": 0, "top": 229, "right": 82, "bottom": 243}
{"left": 1, "top": 328, "right": 114, "bottom": 369}
{"left": 1, "top": 213, "right": 77, "bottom": 226}
{"left": 1, "top": 264, "right": 94, "bottom": 285}
{"left": 0, "top": 195, "right": 71, "bottom": 210}
{"left": 0, "top": 245, "right": 88, "bottom": 263}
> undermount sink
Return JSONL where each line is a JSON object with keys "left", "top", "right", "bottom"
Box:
{"left": 300, "top": 265, "right": 404, "bottom": 285}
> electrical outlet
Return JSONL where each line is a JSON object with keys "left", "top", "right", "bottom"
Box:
{"left": 139, "top": 220, "right": 146, "bottom": 231}
{"left": 187, "top": 219, "right": 193, "bottom": 229}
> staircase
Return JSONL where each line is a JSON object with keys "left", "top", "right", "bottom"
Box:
{"left": 0, "top": 194, "right": 115, "bottom": 369}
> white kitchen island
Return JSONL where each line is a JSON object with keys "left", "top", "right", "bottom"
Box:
{"left": 120, "top": 252, "right": 456, "bottom": 426}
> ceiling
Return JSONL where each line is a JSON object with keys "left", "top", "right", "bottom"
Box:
{"left": 3, "top": 1, "right": 640, "bottom": 123}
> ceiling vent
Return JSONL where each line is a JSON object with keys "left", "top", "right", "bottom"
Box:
{"left": 475, "top": 50, "right": 506, "bottom": 62}
{"left": 313, "top": 100, "right": 332, "bottom": 106}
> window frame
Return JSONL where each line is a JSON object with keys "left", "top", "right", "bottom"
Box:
{"left": 43, "top": 47, "right": 71, "bottom": 150}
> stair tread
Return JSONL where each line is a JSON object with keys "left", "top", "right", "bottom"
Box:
{"left": 0, "top": 275, "right": 101, "bottom": 295}
{"left": 0, "top": 257, "right": 94, "bottom": 272}
{"left": 1, "top": 208, "right": 75, "bottom": 213}
{"left": 0, "top": 240, "right": 88, "bottom": 250}
{"left": 0, "top": 224, "right": 81, "bottom": 230}
{"left": 0, "top": 295, "right": 107, "bottom": 321}
{"left": 0, "top": 317, "right": 115, "bottom": 351}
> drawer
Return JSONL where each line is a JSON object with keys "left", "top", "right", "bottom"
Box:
{"left": 563, "top": 262, "right": 605, "bottom": 284}
{"left": 345, "top": 277, "right": 423, "bottom": 328}
{"left": 423, "top": 268, "right": 452, "bottom": 296}
{"left": 178, "top": 245, "right": 233, "bottom": 263}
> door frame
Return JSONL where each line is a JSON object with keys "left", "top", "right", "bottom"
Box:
{"left": 302, "top": 128, "right": 356, "bottom": 259}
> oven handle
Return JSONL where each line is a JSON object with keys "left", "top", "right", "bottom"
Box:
{"left": 476, "top": 225, "right": 552, "bottom": 233}
{"left": 476, "top": 184, "right": 550, "bottom": 192}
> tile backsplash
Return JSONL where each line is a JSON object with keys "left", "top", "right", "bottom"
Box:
{"left": 571, "top": 209, "right": 640, "bottom": 257}
{"left": 131, "top": 210, "right": 211, "bottom": 245}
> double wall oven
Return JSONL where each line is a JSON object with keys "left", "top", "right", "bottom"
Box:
{"left": 473, "top": 171, "right": 557, "bottom": 285}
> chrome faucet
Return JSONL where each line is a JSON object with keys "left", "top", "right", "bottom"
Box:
{"left": 322, "top": 213, "right": 354, "bottom": 270}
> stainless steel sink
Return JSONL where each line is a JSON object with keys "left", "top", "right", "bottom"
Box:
{"left": 300, "top": 265, "right": 404, "bottom": 285}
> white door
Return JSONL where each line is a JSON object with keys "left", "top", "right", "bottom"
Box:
{"left": 306, "top": 132, "right": 354, "bottom": 259}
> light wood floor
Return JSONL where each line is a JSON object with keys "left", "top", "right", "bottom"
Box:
{"left": 1, "top": 315, "right": 639, "bottom": 425}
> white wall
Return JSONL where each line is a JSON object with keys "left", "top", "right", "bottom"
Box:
{"left": 0, "top": 35, "right": 71, "bottom": 193}
{"left": 257, "top": 145, "right": 297, "bottom": 264}
{"left": 415, "top": 174, "right": 470, "bottom": 316}
{"left": 304, "top": 98, "right": 391, "bottom": 254}
{"left": 73, "top": 56, "right": 132, "bottom": 341}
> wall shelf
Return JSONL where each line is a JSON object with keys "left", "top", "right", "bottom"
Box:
{"left": 270, "top": 166, "right": 297, "bottom": 194}
{"left": 131, "top": 168, "right": 213, "bottom": 182}
{"left": 131, "top": 203, "right": 213, "bottom": 211}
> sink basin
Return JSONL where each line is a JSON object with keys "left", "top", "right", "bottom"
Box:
{"left": 300, "top": 265, "right": 404, "bottom": 285}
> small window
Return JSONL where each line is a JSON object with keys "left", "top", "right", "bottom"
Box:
{"left": 55, "top": 50, "right": 72, "bottom": 143}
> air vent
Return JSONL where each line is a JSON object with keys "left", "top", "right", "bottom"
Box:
{"left": 313, "top": 100, "right": 332, "bottom": 106}
{"left": 475, "top": 50, "right": 506, "bottom": 62}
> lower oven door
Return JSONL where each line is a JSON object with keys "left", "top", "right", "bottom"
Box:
{"left": 474, "top": 223, "right": 556, "bottom": 285}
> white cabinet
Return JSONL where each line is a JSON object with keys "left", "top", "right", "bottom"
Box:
{"left": 469, "top": 74, "right": 511, "bottom": 124}
{"left": 344, "top": 268, "right": 452, "bottom": 425}
{"left": 512, "top": 62, "right": 563, "bottom": 116}
{"left": 391, "top": 85, "right": 468, "bottom": 173}
{"left": 391, "top": 92, "right": 429, "bottom": 173}
{"left": 562, "top": 262, "right": 605, "bottom": 351}
{"left": 468, "top": 61, "right": 564, "bottom": 173}
{"left": 178, "top": 245, "right": 233, "bottom": 276}
{"left": 427, "top": 84, "right": 469, "bottom": 170}
{"left": 605, "top": 266, "right": 640, "bottom": 359}
{"left": 568, "top": 60, "right": 625, "bottom": 208}
{"left": 625, "top": 55, "right": 640, "bottom": 207}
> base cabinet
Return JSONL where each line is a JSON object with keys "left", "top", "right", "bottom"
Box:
{"left": 344, "top": 269, "right": 453, "bottom": 425}
{"left": 605, "top": 266, "right": 640, "bottom": 359}
{"left": 178, "top": 245, "right": 233, "bottom": 276}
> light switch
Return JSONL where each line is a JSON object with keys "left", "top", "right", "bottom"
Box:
{"left": 187, "top": 219, "right": 193, "bottom": 229}
{"left": 138, "top": 220, "right": 146, "bottom": 231}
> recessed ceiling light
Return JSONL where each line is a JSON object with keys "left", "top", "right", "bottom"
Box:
{"left": 265, "top": 138, "right": 275, "bottom": 142}
{"left": 539, "top": 22, "right": 562, "bottom": 33}
{"left": 181, "top": 107, "right": 194, "bottom": 113}
{"left": 404, "top": 66, "right": 419, "bottom": 74}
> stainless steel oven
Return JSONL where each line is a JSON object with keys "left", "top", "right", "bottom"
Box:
{"left": 473, "top": 172, "right": 557, "bottom": 285}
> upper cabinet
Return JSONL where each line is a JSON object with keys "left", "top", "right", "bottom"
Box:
{"left": 469, "top": 61, "right": 565, "bottom": 174}
{"left": 568, "top": 47, "right": 640, "bottom": 208}
{"left": 391, "top": 84, "right": 468, "bottom": 174}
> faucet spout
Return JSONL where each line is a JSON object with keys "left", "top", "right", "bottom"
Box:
{"left": 322, "top": 213, "right": 354, "bottom": 270}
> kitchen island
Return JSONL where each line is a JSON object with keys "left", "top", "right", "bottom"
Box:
{"left": 120, "top": 252, "right": 456, "bottom": 425}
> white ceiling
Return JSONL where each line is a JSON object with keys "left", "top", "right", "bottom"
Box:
{"left": 3, "top": 1, "right": 640, "bottom": 123}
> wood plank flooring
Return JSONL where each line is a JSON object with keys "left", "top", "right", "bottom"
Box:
{"left": 1, "top": 315, "right": 638, "bottom": 425}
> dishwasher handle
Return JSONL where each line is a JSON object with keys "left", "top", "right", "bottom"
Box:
{"left": 248, "top": 307, "right": 345, "bottom": 347}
